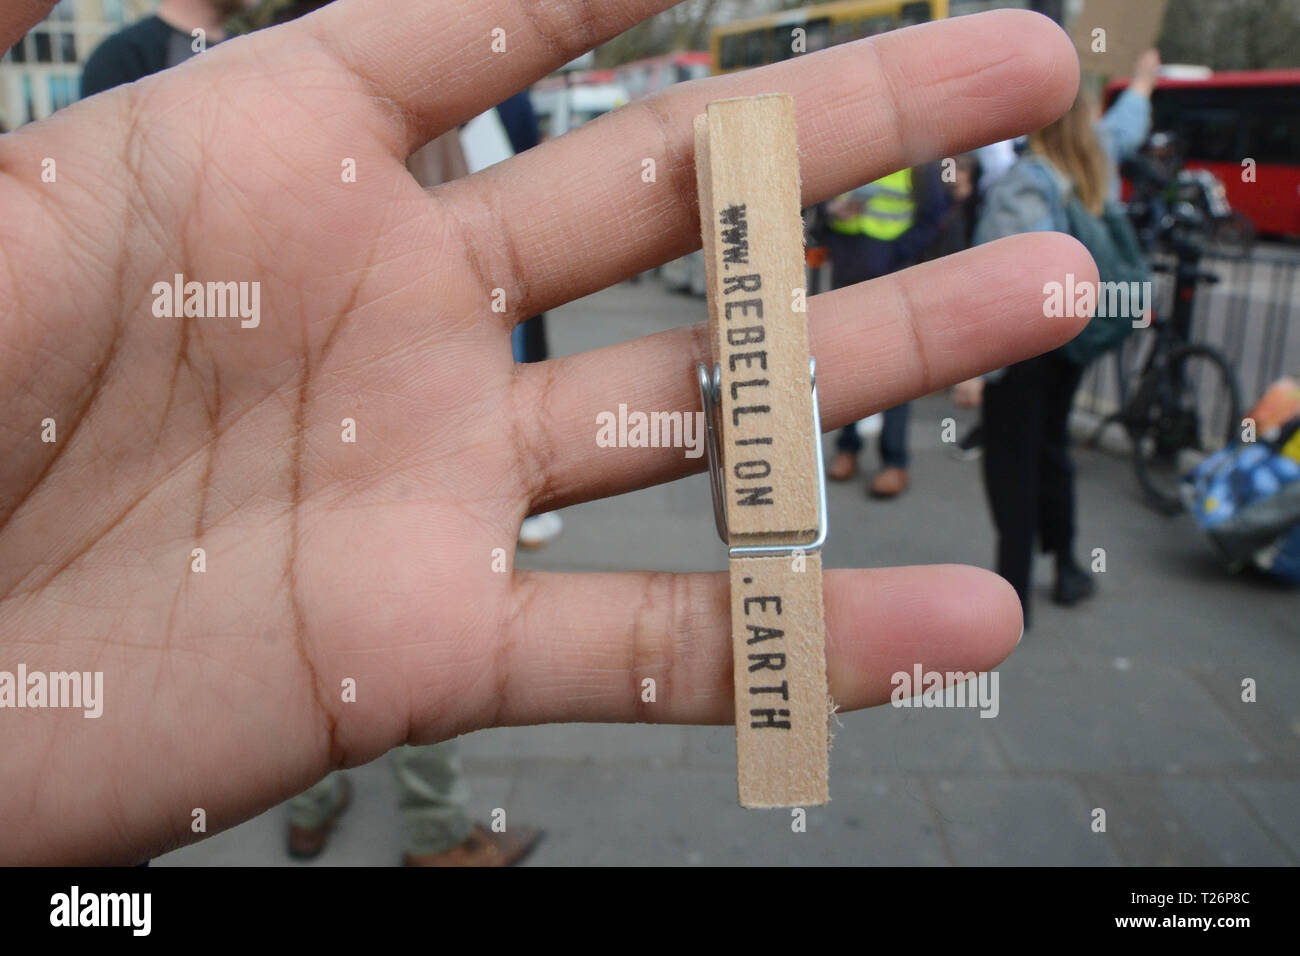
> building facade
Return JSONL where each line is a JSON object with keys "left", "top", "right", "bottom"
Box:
{"left": 0, "top": 0, "right": 154, "bottom": 129}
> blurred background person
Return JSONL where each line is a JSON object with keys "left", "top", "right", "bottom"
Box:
{"left": 1097, "top": 49, "right": 1161, "bottom": 201}
{"left": 972, "top": 53, "right": 1156, "bottom": 625}
{"left": 81, "top": 0, "right": 256, "bottom": 97}
{"left": 915, "top": 152, "right": 989, "bottom": 461}
{"left": 822, "top": 162, "right": 948, "bottom": 498}
{"left": 974, "top": 100, "right": 1106, "bottom": 622}
{"left": 925, "top": 153, "right": 981, "bottom": 262}
{"left": 288, "top": 737, "right": 540, "bottom": 867}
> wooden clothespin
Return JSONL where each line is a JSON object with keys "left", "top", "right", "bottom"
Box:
{"left": 694, "top": 94, "right": 830, "bottom": 808}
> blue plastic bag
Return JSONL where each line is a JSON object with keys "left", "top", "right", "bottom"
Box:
{"left": 1183, "top": 441, "right": 1300, "bottom": 583}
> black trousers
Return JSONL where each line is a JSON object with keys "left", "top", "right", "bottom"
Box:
{"left": 981, "top": 352, "right": 1086, "bottom": 615}
{"left": 520, "top": 314, "right": 549, "bottom": 363}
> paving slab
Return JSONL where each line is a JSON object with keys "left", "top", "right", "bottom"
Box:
{"left": 505, "top": 764, "right": 947, "bottom": 865}
{"left": 1156, "top": 779, "right": 1293, "bottom": 865}
{"left": 1228, "top": 780, "right": 1300, "bottom": 861}
{"left": 930, "top": 777, "right": 1123, "bottom": 866}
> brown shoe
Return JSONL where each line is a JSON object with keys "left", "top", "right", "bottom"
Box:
{"left": 403, "top": 823, "right": 542, "bottom": 867}
{"left": 287, "top": 776, "right": 352, "bottom": 860}
{"left": 827, "top": 451, "right": 858, "bottom": 482}
{"left": 869, "top": 467, "right": 909, "bottom": 498}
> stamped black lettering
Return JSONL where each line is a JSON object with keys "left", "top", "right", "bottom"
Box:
{"left": 734, "top": 459, "right": 772, "bottom": 480}
{"left": 747, "top": 652, "right": 787, "bottom": 672}
{"left": 734, "top": 486, "right": 774, "bottom": 507}
{"left": 745, "top": 624, "right": 784, "bottom": 644}
{"left": 729, "top": 378, "right": 769, "bottom": 399}
{"left": 722, "top": 273, "right": 762, "bottom": 294}
{"left": 728, "top": 350, "right": 768, "bottom": 372}
{"left": 731, "top": 405, "right": 771, "bottom": 427}
{"left": 726, "top": 325, "right": 765, "bottom": 346}
{"left": 743, "top": 595, "right": 782, "bottom": 615}
{"left": 724, "top": 298, "right": 763, "bottom": 321}
{"left": 750, "top": 681, "right": 790, "bottom": 701}
{"left": 720, "top": 204, "right": 749, "bottom": 266}
{"left": 750, "top": 708, "right": 792, "bottom": 730}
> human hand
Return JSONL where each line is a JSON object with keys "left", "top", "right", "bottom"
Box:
{"left": 0, "top": 1, "right": 1092, "bottom": 863}
{"left": 952, "top": 378, "right": 985, "bottom": 409}
{"left": 1132, "top": 47, "right": 1162, "bottom": 97}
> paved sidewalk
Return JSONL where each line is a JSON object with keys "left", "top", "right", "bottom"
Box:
{"left": 159, "top": 279, "right": 1299, "bottom": 866}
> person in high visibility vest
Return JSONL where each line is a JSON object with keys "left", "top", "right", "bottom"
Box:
{"left": 821, "top": 164, "right": 949, "bottom": 497}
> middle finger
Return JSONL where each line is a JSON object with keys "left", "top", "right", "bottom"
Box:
{"left": 512, "top": 234, "right": 1095, "bottom": 512}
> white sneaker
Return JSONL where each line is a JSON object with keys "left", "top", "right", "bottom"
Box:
{"left": 856, "top": 412, "right": 884, "bottom": 440}
{"left": 518, "top": 512, "right": 563, "bottom": 550}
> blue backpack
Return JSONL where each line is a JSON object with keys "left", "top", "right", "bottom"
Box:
{"left": 1023, "top": 159, "right": 1152, "bottom": 366}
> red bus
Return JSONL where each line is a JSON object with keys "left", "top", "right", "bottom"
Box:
{"left": 1108, "top": 69, "right": 1300, "bottom": 239}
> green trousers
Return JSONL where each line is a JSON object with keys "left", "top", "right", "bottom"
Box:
{"left": 287, "top": 741, "right": 472, "bottom": 855}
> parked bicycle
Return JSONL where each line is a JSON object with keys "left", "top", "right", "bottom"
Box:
{"left": 1092, "top": 199, "right": 1243, "bottom": 515}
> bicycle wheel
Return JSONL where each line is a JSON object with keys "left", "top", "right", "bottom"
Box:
{"left": 1130, "top": 344, "right": 1242, "bottom": 515}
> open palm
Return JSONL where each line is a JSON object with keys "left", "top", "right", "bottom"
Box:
{"left": 0, "top": 0, "right": 1093, "bottom": 863}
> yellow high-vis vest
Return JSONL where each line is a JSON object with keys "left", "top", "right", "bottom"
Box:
{"left": 828, "top": 168, "right": 915, "bottom": 240}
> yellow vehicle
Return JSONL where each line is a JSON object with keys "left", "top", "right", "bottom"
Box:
{"left": 710, "top": 0, "right": 951, "bottom": 74}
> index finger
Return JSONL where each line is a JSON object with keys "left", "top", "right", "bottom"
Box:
{"left": 433, "top": 9, "right": 1079, "bottom": 323}
{"left": 306, "top": 0, "right": 681, "bottom": 154}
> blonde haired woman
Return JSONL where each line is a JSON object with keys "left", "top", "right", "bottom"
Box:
{"left": 973, "top": 81, "right": 1151, "bottom": 625}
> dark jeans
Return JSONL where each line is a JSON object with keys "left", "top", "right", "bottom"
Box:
{"left": 980, "top": 352, "right": 1086, "bottom": 616}
{"left": 511, "top": 314, "right": 549, "bottom": 363}
{"left": 835, "top": 403, "right": 910, "bottom": 469}
{"left": 827, "top": 250, "right": 913, "bottom": 470}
